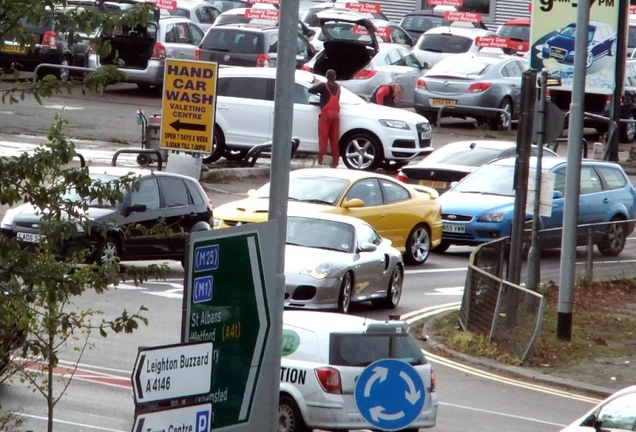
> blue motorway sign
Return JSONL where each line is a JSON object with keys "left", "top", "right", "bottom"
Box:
{"left": 194, "top": 244, "right": 219, "bottom": 273}
{"left": 354, "top": 359, "right": 426, "bottom": 431}
{"left": 193, "top": 276, "right": 213, "bottom": 304}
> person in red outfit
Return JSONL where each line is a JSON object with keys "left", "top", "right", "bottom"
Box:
{"left": 308, "top": 69, "right": 340, "bottom": 168}
{"left": 371, "top": 82, "right": 404, "bottom": 107}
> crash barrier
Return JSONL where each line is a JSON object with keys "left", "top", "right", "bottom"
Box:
{"left": 460, "top": 218, "right": 636, "bottom": 362}
{"left": 32, "top": 63, "right": 98, "bottom": 95}
{"left": 435, "top": 105, "right": 512, "bottom": 131}
{"left": 563, "top": 111, "right": 617, "bottom": 157}
{"left": 547, "top": 137, "right": 589, "bottom": 158}
{"left": 111, "top": 148, "right": 164, "bottom": 171}
{"left": 241, "top": 137, "right": 301, "bottom": 168}
{"left": 459, "top": 238, "right": 546, "bottom": 363}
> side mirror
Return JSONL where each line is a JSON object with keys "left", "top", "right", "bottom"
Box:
{"left": 343, "top": 198, "right": 364, "bottom": 208}
{"left": 553, "top": 190, "right": 563, "bottom": 199}
{"left": 123, "top": 203, "right": 147, "bottom": 217}
{"left": 308, "top": 94, "right": 320, "bottom": 106}
{"left": 422, "top": 61, "right": 431, "bottom": 70}
{"left": 358, "top": 242, "right": 378, "bottom": 253}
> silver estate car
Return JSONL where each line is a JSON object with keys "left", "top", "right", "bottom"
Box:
{"left": 87, "top": 16, "right": 204, "bottom": 89}
{"left": 413, "top": 52, "right": 529, "bottom": 130}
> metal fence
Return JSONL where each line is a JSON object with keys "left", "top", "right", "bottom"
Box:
{"left": 459, "top": 218, "right": 636, "bottom": 362}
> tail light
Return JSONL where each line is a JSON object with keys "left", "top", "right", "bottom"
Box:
{"left": 151, "top": 43, "right": 166, "bottom": 60}
{"left": 396, "top": 172, "right": 409, "bottom": 183}
{"left": 194, "top": 47, "right": 201, "bottom": 60}
{"left": 42, "top": 30, "right": 57, "bottom": 48}
{"left": 353, "top": 69, "right": 377, "bottom": 80}
{"left": 315, "top": 367, "right": 341, "bottom": 394}
{"left": 416, "top": 78, "right": 427, "bottom": 90}
{"left": 430, "top": 368, "right": 436, "bottom": 393}
{"left": 301, "top": 64, "right": 313, "bottom": 72}
{"left": 546, "top": 88, "right": 551, "bottom": 99}
{"left": 256, "top": 54, "right": 270, "bottom": 67}
{"left": 467, "top": 82, "right": 491, "bottom": 93}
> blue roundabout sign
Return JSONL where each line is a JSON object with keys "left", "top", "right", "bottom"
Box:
{"left": 354, "top": 359, "right": 427, "bottom": 431}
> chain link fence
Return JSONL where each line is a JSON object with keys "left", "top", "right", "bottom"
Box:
{"left": 458, "top": 218, "right": 636, "bottom": 362}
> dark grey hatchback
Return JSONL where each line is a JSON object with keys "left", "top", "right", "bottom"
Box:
{"left": 0, "top": 167, "right": 213, "bottom": 266}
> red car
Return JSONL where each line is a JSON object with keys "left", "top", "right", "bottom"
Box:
{"left": 496, "top": 17, "right": 530, "bottom": 56}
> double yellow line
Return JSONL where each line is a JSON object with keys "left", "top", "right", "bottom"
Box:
{"left": 402, "top": 302, "right": 601, "bottom": 404}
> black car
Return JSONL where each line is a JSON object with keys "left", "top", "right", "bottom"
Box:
{"left": 0, "top": 167, "right": 214, "bottom": 266}
{"left": 0, "top": 8, "right": 96, "bottom": 82}
{"left": 195, "top": 24, "right": 314, "bottom": 69}
{"left": 398, "top": 9, "right": 488, "bottom": 40}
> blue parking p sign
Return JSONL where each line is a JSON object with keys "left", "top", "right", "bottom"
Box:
{"left": 354, "top": 359, "right": 426, "bottom": 431}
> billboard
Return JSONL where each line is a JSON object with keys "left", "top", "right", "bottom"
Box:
{"left": 530, "top": 0, "right": 620, "bottom": 94}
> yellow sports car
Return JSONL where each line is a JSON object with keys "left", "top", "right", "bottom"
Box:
{"left": 213, "top": 168, "right": 443, "bottom": 265}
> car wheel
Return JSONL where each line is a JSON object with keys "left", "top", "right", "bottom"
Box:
{"left": 382, "top": 265, "right": 403, "bottom": 309}
{"left": 136, "top": 153, "right": 151, "bottom": 166}
{"left": 58, "top": 56, "right": 71, "bottom": 83}
{"left": 597, "top": 217, "right": 628, "bottom": 256}
{"left": 404, "top": 224, "right": 431, "bottom": 265}
{"left": 586, "top": 51, "right": 593, "bottom": 68}
{"left": 95, "top": 236, "right": 120, "bottom": 268}
{"left": 433, "top": 241, "right": 450, "bottom": 253}
{"left": 203, "top": 126, "right": 225, "bottom": 164}
{"left": 223, "top": 148, "right": 248, "bottom": 161}
{"left": 337, "top": 272, "right": 353, "bottom": 314}
{"left": 279, "top": 394, "right": 309, "bottom": 432}
{"left": 342, "top": 132, "right": 383, "bottom": 171}
{"left": 620, "top": 114, "right": 636, "bottom": 143}
{"left": 490, "top": 98, "right": 512, "bottom": 131}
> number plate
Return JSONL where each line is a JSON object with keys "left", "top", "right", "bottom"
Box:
{"left": 443, "top": 224, "right": 465, "bottom": 233}
{"left": 1, "top": 44, "right": 25, "bottom": 53}
{"left": 430, "top": 99, "right": 457, "bottom": 107}
{"left": 17, "top": 232, "right": 42, "bottom": 243}
{"left": 419, "top": 180, "right": 448, "bottom": 189}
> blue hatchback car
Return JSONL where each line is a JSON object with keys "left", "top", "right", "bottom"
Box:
{"left": 437, "top": 157, "right": 636, "bottom": 255}
{"left": 541, "top": 21, "right": 617, "bottom": 68}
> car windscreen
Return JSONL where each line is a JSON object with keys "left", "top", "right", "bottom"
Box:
{"left": 60, "top": 173, "right": 124, "bottom": 207}
{"left": 427, "top": 58, "right": 493, "bottom": 76}
{"left": 168, "top": 8, "right": 191, "bottom": 18}
{"left": 401, "top": 15, "right": 446, "bottom": 33}
{"left": 453, "top": 164, "right": 516, "bottom": 196}
{"left": 496, "top": 24, "right": 529, "bottom": 42}
{"left": 423, "top": 146, "right": 504, "bottom": 166}
{"left": 417, "top": 34, "right": 473, "bottom": 53}
{"left": 286, "top": 217, "right": 355, "bottom": 253}
{"left": 200, "top": 30, "right": 265, "bottom": 53}
{"left": 329, "top": 333, "right": 427, "bottom": 367}
{"left": 255, "top": 175, "right": 349, "bottom": 204}
{"left": 321, "top": 21, "right": 373, "bottom": 46}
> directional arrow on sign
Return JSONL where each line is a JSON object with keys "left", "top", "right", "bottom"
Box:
{"left": 131, "top": 341, "right": 213, "bottom": 404}
{"left": 170, "top": 120, "right": 207, "bottom": 132}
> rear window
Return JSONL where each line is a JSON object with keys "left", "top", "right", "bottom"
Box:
{"left": 19, "top": 15, "right": 55, "bottom": 33}
{"left": 200, "top": 30, "right": 266, "bottom": 53}
{"left": 214, "top": 15, "right": 250, "bottom": 26}
{"left": 322, "top": 22, "right": 373, "bottom": 45}
{"left": 423, "top": 146, "right": 503, "bottom": 166}
{"left": 400, "top": 15, "right": 446, "bottom": 33}
{"left": 428, "top": 59, "right": 493, "bottom": 76}
{"left": 329, "top": 334, "right": 427, "bottom": 367}
{"left": 497, "top": 24, "right": 529, "bottom": 42}
{"left": 418, "top": 34, "right": 473, "bottom": 53}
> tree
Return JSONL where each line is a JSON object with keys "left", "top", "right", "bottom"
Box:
{"left": 0, "top": 1, "right": 167, "bottom": 430}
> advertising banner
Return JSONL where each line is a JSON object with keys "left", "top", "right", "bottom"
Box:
{"left": 530, "top": 0, "right": 619, "bottom": 94}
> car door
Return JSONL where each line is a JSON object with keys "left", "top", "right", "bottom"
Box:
{"left": 394, "top": 48, "right": 425, "bottom": 106}
{"left": 352, "top": 223, "right": 384, "bottom": 299}
{"left": 578, "top": 165, "right": 607, "bottom": 227}
{"left": 290, "top": 81, "right": 321, "bottom": 153}
{"left": 157, "top": 176, "right": 196, "bottom": 257}
{"left": 217, "top": 76, "right": 274, "bottom": 148}
{"left": 342, "top": 179, "right": 391, "bottom": 238}
{"left": 195, "top": 5, "right": 220, "bottom": 33}
{"left": 501, "top": 60, "right": 523, "bottom": 118}
{"left": 121, "top": 176, "right": 166, "bottom": 258}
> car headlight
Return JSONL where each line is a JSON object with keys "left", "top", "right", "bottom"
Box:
{"left": 300, "top": 262, "right": 332, "bottom": 280}
{"left": 213, "top": 218, "right": 220, "bottom": 228}
{"left": 1, "top": 208, "right": 19, "bottom": 228}
{"left": 478, "top": 212, "right": 507, "bottom": 222}
{"left": 379, "top": 119, "right": 410, "bottom": 130}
